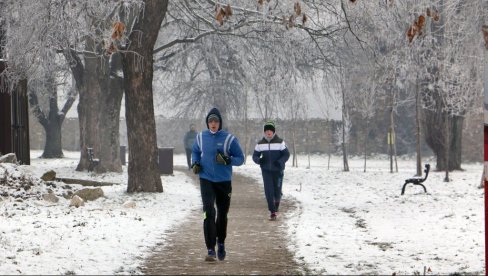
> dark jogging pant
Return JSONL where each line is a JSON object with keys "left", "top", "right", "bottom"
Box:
{"left": 185, "top": 148, "right": 192, "bottom": 169}
{"left": 261, "top": 170, "right": 283, "bottom": 213}
{"left": 200, "top": 178, "right": 232, "bottom": 250}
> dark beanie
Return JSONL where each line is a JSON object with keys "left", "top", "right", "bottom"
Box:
{"left": 263, "top": 121, "right": 275, "bottom": 133}
{"left": 206, "top": 107, "right": 223, "bottom": 130}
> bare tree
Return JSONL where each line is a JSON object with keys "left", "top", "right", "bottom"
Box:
{"left": 417, "top": 1, "right": 484, "bottom": 179}
{"left": 28, "top": 65, "right": 76, "bottom": 158}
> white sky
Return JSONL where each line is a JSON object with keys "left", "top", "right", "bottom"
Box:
{"left": 0, "top": 151, "right": 484, "bottom": 275}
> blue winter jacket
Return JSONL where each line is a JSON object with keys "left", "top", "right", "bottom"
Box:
{"left": 191, "top": 108, "right": 244, "bottom": 182}
{"left": 252, "top": 134, "right": 290, "bottom": 172}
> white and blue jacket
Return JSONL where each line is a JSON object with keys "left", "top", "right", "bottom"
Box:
{"left": 252, "top": 134, "right": 290, "bottom": 172}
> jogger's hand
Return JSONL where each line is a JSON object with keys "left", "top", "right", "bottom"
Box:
{"left": 216, "top": 152, "right": 231, "bottom": 165}
{"left": 191, "top": 163, "right": 201, "bottom": 174}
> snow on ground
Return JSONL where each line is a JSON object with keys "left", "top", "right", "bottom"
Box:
{"left": 0, "top": 151, "right": 200, "bottom": 275}
{"left": 0, "top": 151, "right": 484, "bottom": 275}
{"left": 236, "top": 154, "right": 485, "bottom": 275}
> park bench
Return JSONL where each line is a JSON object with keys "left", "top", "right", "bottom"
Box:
{"left": 86, "top": 147, "right": 100, "bottom": 172}
{"left": 401, "top": 164, "right": 430, "bottom": 195}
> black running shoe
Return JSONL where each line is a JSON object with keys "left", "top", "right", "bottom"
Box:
{"left": 217, "top": 243, "right": 226, "bottom": 261}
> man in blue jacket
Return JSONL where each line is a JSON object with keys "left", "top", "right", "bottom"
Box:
{"left": 252, "top": 121, "right": 290, "bottom": 221}
{"left": 191, "top": 107, "right": 244, "bottom": 262}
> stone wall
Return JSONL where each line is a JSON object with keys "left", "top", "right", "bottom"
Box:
{"left": 29, "top": 113, "right": 483, "bottom": 162}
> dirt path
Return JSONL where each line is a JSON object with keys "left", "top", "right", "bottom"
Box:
{"left": 142, "top": 166, "right": 305, "bottom": 275}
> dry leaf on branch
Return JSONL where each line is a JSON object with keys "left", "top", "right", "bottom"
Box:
{"left": 215, "top": 4, "right": 232, "bottom": 25}
{"left": 406, "top": 14, "right": 427, "bottom": 43}
{"left": 111, "top": 21, "right": 125, "bottom": 40}
{"left": 431, "top": 10, "right": 440, "bottom": 21}
{"left": 426, "top": 7, "right": 440, "bottom": 21}
{"left": 302, "top": 13, "right": 307, "bottom": 24}
{"left": 215, "top": 6, "right": 226, "bottom": 25}
{"left": 416, "top": 15, "right": 425, "bottom": 35}
{"left": 294, "top": 2, "right": 301, "bottom": 16}
{"left": 406, "top": 24, "right": 418, "bottom": 43}
{"left": 224, "top": 4, "right": 233, "bottom": 17}
{"left": 482, "top": 25, "right": 488, "bottom": 49}
{"left": 288, "top": 15, "right": 295, "bottom": 29}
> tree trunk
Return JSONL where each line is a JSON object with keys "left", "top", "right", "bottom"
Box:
{"left": 98, "top": 53, "right": 124, "bottom": 173}
{"left": 424, "top": 109, "right": 463, "bottom": 171}
{"left": 341, "top": 88, "right": 349, "bottom": 172}
{"left": 327, "top": 121, "right": 332, "bottom": 170}
{"left": 292, "top": 120, "right": 298, "bottom": 167}
{"left": 444, "top": 114, "right": 451, "bottom": 182}
{"left": 389, "top": 92, "right": 398, "bottom": 173}
{"left": 122, "top": 0, "right": 167, "bottom": 193}
{"left": 76, "top": 58, "right": 102, "bottom": 171}
{"left": 363, "top": 120, "right": 368, "bottom": 172}
{"left": 415, "top": 80, "right": 422, "bottom": 176}
{"left": 28, "top": 72, "right": 72, "bottom": 159}
{"left": 42, "top": 118, "right": 63, "bottom": 158}
{"left": 65, "top": 42, "right": 102, "bottom": 172}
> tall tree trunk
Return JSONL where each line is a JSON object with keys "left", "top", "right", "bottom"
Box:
{"left": 341, "top": 87, "right": 349, "bottom": 172}
{"left": 415, "top": 80, "right": 422, "bottom": 176}
{"left": 243, "top": 88, "right": 249, "bottom": 164}
{"left": 65, "top": 41, "right": 102, "bottom": 172}
{"left": 363, "top": 120, "right": 368, "bottom": 172}
{"left": 291, "top": 119, "right": 298, "bottom": 167}
{"left": 28, "top": 72, "right": 75, "bottom": 159}
{"left": 42, "top": 118, "right": 63, "bottom": 158}
{"left": 327, "top": 121, "right": 332, "bottom": 170}
{"left": 42, "top": 77, "right": 64, "bottom": 158}
{"left": 122, "top": 0, "right": 167, "bottom": 193}
{"left": 98, "top": 53, "right": 124, "bottom": 173}
{"left": 424, "top": 109, "right": 463, "bottom": 171}
{"left": 76, "top": 56, "right": 102, "bottom": 171}
{"left": 444, "top": 114, "right": 450, "bottom": 182}
{"left": 389, "top": 92, "right": 398, "bottom": 173}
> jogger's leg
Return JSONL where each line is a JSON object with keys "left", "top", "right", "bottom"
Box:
{"left": 262, "top": 170, "right": 276, "bottom": 213}
{"left": 200, "top": 179, "right": 217, "bottom": 250}
{"left": 185, "top": 149, "right": 192, "bottom": 169}
{"left": 272, "top": 171, "right": 282, "bottom": 211}
{"left": 215, "top": 181, "right": 232, "bottom": 244}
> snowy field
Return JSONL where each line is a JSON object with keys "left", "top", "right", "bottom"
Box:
{"left": 0, "top": 150, "right": 200, "bottom": 275}
{"left": 0, "top": 150, "right": 484, "bottom": 275}
{"left": 236, "top": 154, "right": 485, "bottom": 275}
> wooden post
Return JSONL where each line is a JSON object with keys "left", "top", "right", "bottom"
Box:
{"left": 11, "top": 78, "right": 30, "bottom": 164}
{"left": 482, "top": 24, "right": 488, "bottom": 276}
{"left": 484, "top": 125, "right": 488, "bottom": 276}
{"left": 0, "top": 61, "right": 12, "bottom": 156}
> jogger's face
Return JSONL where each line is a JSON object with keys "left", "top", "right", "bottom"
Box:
{"left": 264, "top": 130, "right": 274, "bottom": 139}
{"left": 208, "top": 120, "right": 220, "bottom": 132}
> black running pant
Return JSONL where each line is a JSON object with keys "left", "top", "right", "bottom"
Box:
{"left": 185, "top": 148, "right": 192, "bottom": 169}
{"left": 200, "top": 178, "right": 232, "bottom": 250}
